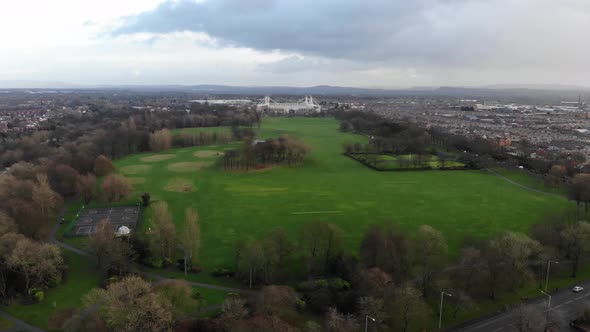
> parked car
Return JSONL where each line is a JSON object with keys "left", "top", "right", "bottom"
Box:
{"left": 573, "top": 286, "right": 584, "bottom": 293}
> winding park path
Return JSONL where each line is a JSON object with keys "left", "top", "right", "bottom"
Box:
{"left": 485, "top": 168, "right": 566, "bottom": 200}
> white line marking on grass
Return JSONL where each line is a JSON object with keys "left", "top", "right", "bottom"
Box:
{"left": 292, "top": 211, "right": 342, "bottom": 215}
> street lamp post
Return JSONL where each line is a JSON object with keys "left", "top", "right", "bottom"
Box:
{"left": 365, "top": 315, "right": 376, "bottom": 332}
{"left": 545, "top": 260, "right": 559, "bottom": 291}
{"left": 439, "top": 291, "right": 452, "bottom": 329}
{"left": 541, "top": 290, "right": 551, "bottom": 320}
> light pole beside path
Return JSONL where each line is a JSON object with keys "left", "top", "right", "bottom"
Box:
{"left": 365, "top": 315, "right": 376, "bottom": 332}
{"left": 545, "top": 260, "right": 559, "bottom": 291}
{"left": 541, "top": 290, "right": 552, "bottom": 321}
{"left": 439, "top": 291, "right": 452, "bottom": 329}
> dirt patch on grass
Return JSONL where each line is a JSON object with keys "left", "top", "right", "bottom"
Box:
{"left": 167, "top": 162, "right": 213, "bottom": 172}
{"left": 141, "top": 154, "right": 176, "bottom": 162}
{"left": 164, "top": 178, "right": 196, "bottom": 193}
{"left": 128, "top": 177, "right": 146, "bottom": 184}
{"left": 120, "top": 164, "right": 152, "bottom": 175}
{"left": 193, "top": 150, "right": 223, "bottom": 158}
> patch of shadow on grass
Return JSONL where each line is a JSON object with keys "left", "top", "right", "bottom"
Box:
{"left": 141, "top": 154, "right": 176, "bottom": 162}
{"left": 167, "top": 162, "right": 213, "bottom": 172}
{"left": 120, "top": 164, "right": 152, "bottom": 175}
{"left": 164, "top": 178, "right": 196, "bottom": 193}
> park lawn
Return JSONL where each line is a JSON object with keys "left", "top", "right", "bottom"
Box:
{"left": 110, "top": 117, "right": 572, "bottom": 273}
{"left": 492, "top": 167, "right": 566, "bottom": 195}
{"left": 3, "top": 250, "right": 102, "bottom": 331}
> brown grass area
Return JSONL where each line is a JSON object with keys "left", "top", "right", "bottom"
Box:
{"left": 120, "top": 164, "right": 152, "bottom": 175}
{"left": 167, "top": 161, "right": 213, "bottom": 172}
{"left": 193, "top": 150, "right": 223, "bottom": 158}
{"left": 164, "top": 178, "right": 196, "bottom": 193}
{"left": 140, "top": 154, "right": 176, "bottom": 162}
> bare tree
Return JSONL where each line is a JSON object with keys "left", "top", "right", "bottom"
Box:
{"left": 414, "top": 225, "right": 448, "bottom": 297}
{"left": 6, "top": 237, "right": 65, "bottom": 290}
{"left": 82, "top": 276, "right": 173, "bottom": 332}
{"left": 32, "top": 173, "right": 62, "bottom": 218}
{"left": 94, "top": 155, "right": 115, "bottom": 176}
{"left": 149, "top": 129, "right": 173, "bottom": 152}
{"left": 76, "top": 174, "right": 97, "bottom": 204}
{"left": 326, "top": 307, "right": 359, "bottom": 332}
{"left": 179, "top": 208, "right": 200, "bottom": 274}
{"left": 149, "top": 202, "right": 176, "bottom": 265}
{"left": 101, "top": 174, "right": 133, "bottom": 203}
{"left": 561, "top": 221, "right": 590, "bottom": 277}
{"left": 388, "top": 284, "right": 431, "bottom": 332}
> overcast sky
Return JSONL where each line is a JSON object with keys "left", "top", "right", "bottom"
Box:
{"left": 1, "top": 0, "right": 590, "bottom": 88}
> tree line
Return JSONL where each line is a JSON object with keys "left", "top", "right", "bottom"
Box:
{"left": 223, "top": 135, "right": 311, "bottom": 170}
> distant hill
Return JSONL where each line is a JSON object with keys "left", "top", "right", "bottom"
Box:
{"left": 0, "top": 80, "right": 81, "bottom": 89}
{"left": 1, "top": 81, "right": 589, "bottom": 102}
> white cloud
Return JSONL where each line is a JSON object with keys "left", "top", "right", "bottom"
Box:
{"left": 1, "top": 0, "right": 590, "bottom": 87}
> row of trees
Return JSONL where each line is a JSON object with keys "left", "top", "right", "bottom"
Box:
{"left": 141, "top": 202, "right": 201, "bottom": 273}
{"left": 213, "top": 210, "right": 590, "bottom": 331}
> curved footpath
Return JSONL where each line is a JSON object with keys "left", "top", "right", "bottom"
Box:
{"left": 485, "top": 168, "right": 566, "bottom": 200}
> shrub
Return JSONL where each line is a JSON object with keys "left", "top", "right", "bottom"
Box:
{"left": 330, "top": 278, "right": 351, "bottom": 290}
{"left": 211, "top": 267, "right": 234, "bottom": 277}
{"left": 28, "top": 288, "right": 44, "bottom": 303}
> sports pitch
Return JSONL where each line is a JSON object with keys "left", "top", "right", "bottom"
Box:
{"left": 70, "top": 206, "right": 140, "bottom": 236}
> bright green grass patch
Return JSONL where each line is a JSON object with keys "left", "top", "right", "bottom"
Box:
{"left": 120, "top": 164, "right": 152, "bottom": 175}
{"left": 112, "top": 117, "right": 571, "bottom": 272}
{"left": 3, "top": 250, "right": 101, "bottom": 330}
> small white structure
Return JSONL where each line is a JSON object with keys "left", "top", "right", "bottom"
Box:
{"left": 115, "top": 225, "right": 131, "bottom": 237}
{"left": 257, "top": 96, "right": 321, "bottom": 113}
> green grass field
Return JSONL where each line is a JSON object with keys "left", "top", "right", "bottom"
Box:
{"left": 112, "top": 117, "right": 572, "bottom": 271}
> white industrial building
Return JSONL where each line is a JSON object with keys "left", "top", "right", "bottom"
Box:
{"left": 257, "top": 96, "right": 321, "bottom": 113}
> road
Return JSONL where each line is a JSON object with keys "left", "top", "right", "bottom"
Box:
{"left": 452, "top": 280, "right": 590, "bottom": 331}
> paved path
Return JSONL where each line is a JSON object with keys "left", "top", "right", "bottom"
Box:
{"left": 486, "top": 168, "right": 566, "bottom": 200}
{"left": 0, "top": 310, "right": 45, "bottom": 332}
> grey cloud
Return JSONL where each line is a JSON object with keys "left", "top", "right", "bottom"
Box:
{"left": 112, "top": 0, "right": 511, "bottom": 64}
